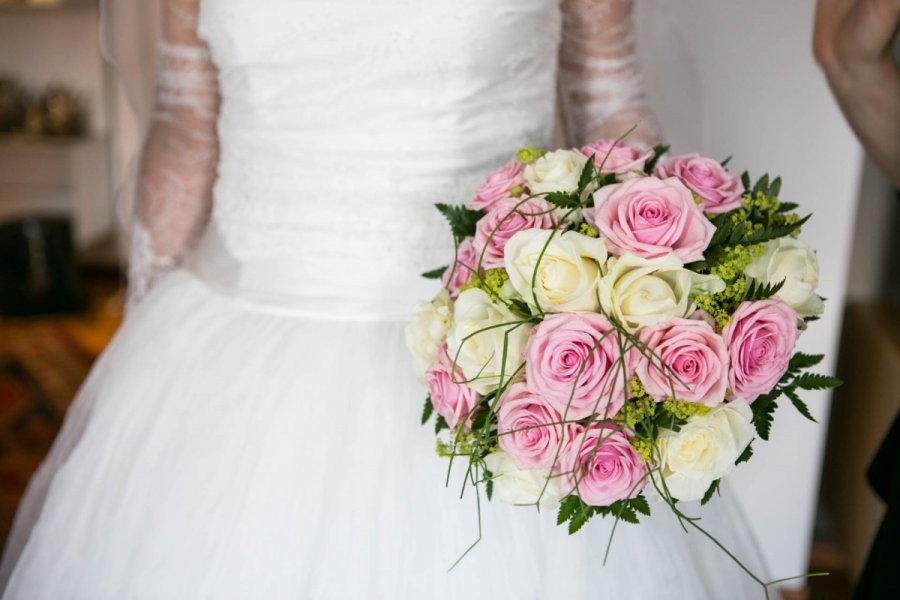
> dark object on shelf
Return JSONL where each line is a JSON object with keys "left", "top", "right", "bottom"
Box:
{"left": 0, "top": 216, "right": 84, "bottom": 315}
{"left": 0, "top": 76, "right": 27, "bottom": 133}
{"left": 24, "top": 87, "right": 84, "bottom": 137}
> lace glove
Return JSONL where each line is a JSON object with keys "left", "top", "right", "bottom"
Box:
{"left": 127, "top": 0, "right": 219, "bottom": 309}
{"left": 559, "top": 0, "right": 662, "bottom": 148}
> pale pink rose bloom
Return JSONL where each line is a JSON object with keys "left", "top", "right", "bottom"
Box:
{"left": 633, "top": 318, "right": 729, "bottom": 407}
{"left": 525, "top": 313, "right": 627, "bottom": 421}
{"left": 655, "top": 153, "right": 745, "bottom": 215}
{"left": 498, "top": 382, "right": 574, "bottom": 471}
{"left": 580, "top": 139, "right": 654, "bottom": 176}
{"left": 425, "top": 344, "right": 481, "bottom": 430}
{"left": 473, "top": 196, "right": 556, "bottom": 270}
{"left": 584, "top": 176, "right": 716, "bottom": 262}
{"left": 723, "top": 299, "right": 800, "bottom": 402}
{"left": 442, "top": 237, "right": 478, "bottom": 298}
{"left": 468, "top": 160, "right": 526, "bottom": 211}
{"left": 560, "top": 424, "right": 648, "bottom": 506}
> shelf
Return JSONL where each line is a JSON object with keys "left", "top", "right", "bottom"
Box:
{"left": 0, "top": 133, "right": 94, "bottom": 151}
{"left": 0, "top": 0, "right": 96, "bottom": 11}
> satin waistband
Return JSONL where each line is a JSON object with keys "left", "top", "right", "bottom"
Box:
{"left": 186, "top": 224, "right": 423, "bottom": 321}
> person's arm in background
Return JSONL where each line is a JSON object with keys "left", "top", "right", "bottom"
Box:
{"left": 127, "top": 0, "right": 220, "bottom": 309}
{"left": 814, "top": 0, "right": 900, "bottom": 187}
{"left": 558, "top": 0, "right": 662, "bottom": 148}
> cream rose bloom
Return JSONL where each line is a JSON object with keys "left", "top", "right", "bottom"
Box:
{"left": 598, "top": 253, "right": 724, "bottom": 331}
{"left": 446, "top": 288, "right": 532, "bottom": 394}
{"left": 405, "top": 289, "right": 452, "bottom": 380}
{"left": 523, "top": 149, "right": 588, "bottom": 195}
{"left": 504, "top": 229, "right": 608, "bottom": 313}
{"left": 744, "top": 238, "right": 824, "bottom": 317}
{"left": 655, "top": 399, "right": 754, "bottom": 502}
{"left": 483, "top": 451, "right": 563, "bottom": 507}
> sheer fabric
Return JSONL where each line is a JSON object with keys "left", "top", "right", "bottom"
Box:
{"left": 126, "top": 0, "right": 219, "bottom": 308}
{"left": 559, "top": 0, "right": 662, "bottom": 147}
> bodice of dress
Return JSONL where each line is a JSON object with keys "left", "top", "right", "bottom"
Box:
{"left": 188, "top": 0, "right": 562, "bottom": 316}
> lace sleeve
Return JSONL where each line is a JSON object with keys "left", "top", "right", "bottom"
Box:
{"left": 127, "top": 0, "right": 219, "bottom": 309}
{"left": 558, "top": 0, "right": 662, "bottom": 148}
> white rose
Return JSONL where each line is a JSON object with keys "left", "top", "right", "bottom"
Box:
{"left": 655, "top": 399, "right": 754, "bottom": 502}
{"left": 744, "top": 238, "right": 824, "bottom": 317}
{"left": 504, "top": 229, "right": 608, "bottom": 313}
{"left": 446, "top": 288, "right": 532, "bottom": 394}
{"left": 483, "top": 451, "right": 563, "bottom": 507}
{"left": 405, "top": 289, "right": 451, "bottom": 380}
{"left": 524, "top": 149, "right": 588, "bottom": 195}
{"left": 599, "top": 253, "right": 725, "bottom": 332}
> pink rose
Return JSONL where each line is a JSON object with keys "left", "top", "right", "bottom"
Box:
{"left": 425, "top": 344, "right": 481, "bottom": 429}
{"left": 655, "top": 153, "right": 745, "bottom": 215}
{"left": 723, "top": 299, "right": 799, "bottom": 402}
{"left": 580, "top": 139, "right": 654, "bottom": 176}
{"left": 473, "top": 196, "right": 556, "bottom": 270}
{"left": 442, "top": 237, "right": 478, "bottom": 298}
{"left": 633, "top": 318, "right": 729, "bottom": 406}
{"left": 525, "top": 313, "right": 628, "bottom": 421}
{"left": 468, "top": 160, "right": 526, "bottom": 211}
{"left": 498, "top": 382, "right": 574, "bottom": 470}
{"left": 561, "top": 424, "right": 648, "bottom": 506}
{"left": 584, "top": 176, "right": 715, "bottom": 262}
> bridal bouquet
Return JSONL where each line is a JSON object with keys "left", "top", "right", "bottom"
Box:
{"left": 406, "top": 138, "right": 839, "bottom": 575}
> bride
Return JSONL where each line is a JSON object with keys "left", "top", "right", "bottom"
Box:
{"left": 1, "top": 0, "right": 766, "bottom": 598}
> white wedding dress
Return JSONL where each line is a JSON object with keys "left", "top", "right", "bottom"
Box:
{"left": 1, "top": 1, "right": 767, "bottom": 598}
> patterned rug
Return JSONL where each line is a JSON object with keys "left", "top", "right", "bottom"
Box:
{"left": 0, "top": 273, "right": 122, "bottom": 546}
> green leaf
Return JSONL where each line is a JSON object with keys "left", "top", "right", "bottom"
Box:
{"left": 785, "top": 388, "right": 817, "bottom": 422}
{"left": 577, "top": 155, "right": 595, "bottom": 193}
{"left": 789, "top": 352, "right": 825, "bottom": 372}
{"left": 720, "top": 155, "right": 733, "bottom": 168}
{"left": 735, "top": 442, "right": 754, "bottom": 465}
{"left": 744, "top": 278, "right": 785, "bottom": 301}
{"left": 435, "top": 203, "right": 483, "bottom": 244}
{"left": 421, "top": 266, "right": 447, "bottom": 280}
{"left": 421, "top": 396, "right": 434, "bottom": 425}
{"left": 630, "top": 494, "right": 651, "bottom": 517}
{"left": 793, "top": 372, "right": 842, "bottom": 391}
{"left": 700, "top": 479, "right": 720, "bottom": 506}
{"left": 544, "top": 191, "right": 581, "bottom": 209}
{"left": 557, "top": 495, "right": 582, "bottom": 526}
{"left": 740, "top": 171, "right": 751, "bottom": 191}
{"left": 568, "top": 503, "right": 596, "bottom": 535}
{"left": 752, "top": 399, "right": 778, "bottom": 440}
{"left": 707, "top": 213, "right": 734, "bottom": 247}
{"left": 507, "top": 298, "right": 533, "bottom": 319}
{"left": 434, "top": 414, "right": 449, "bottom": 435}
{"left": 743, "top": 214, "right": 810, "bottom": 244}
{"left": 804, "top": 315, "right": 821, "bottom": 323}
{"left": 769, "top": 176, "right": 782, "bottom": 197}
{"left": 613, "top": 503, "right": 639, "bottom": 524}
{"left": 777, "top": 201, "right": 798, "bottom": 213}
{"left": 753, "top": 174, "right": 770, "bottom": 195}
{"left": 482, "top": 465, "right": 494, "bottom": 502}
{"left": 644, "top": 144, "right": 670, "bottom": 174}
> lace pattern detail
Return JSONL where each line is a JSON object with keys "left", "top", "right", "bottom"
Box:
{"left": 126, "top": 0, "right": 219, "bottom": 309}
{"left": 559, "top": 0, "right": 662, "bottom": 147}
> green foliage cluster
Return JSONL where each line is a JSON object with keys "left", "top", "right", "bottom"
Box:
{"left": 751, "top": 352, "right": 842, "bottom": 440}
{"left": 691, "top": 173, "right": 807, "bottom": 331}
{"left": 558, "top": 493, "right": 651, "bottom": 534}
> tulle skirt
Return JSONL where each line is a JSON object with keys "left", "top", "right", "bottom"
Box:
{"left": 1, "top": 270, "right": 768, "bottom": 599}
